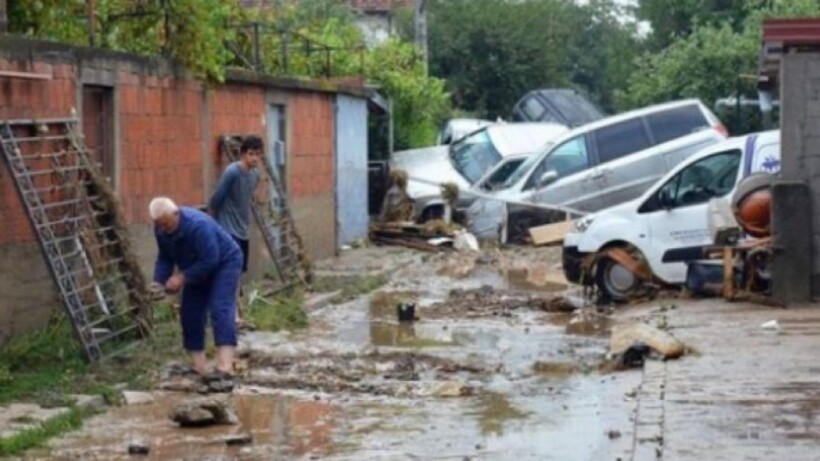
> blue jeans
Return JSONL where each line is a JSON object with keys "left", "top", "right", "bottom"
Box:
{"left": 179, "top": 257, "right": 242, "bottom": 351}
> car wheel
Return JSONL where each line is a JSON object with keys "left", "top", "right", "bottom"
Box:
{"left": 595, "top": 256, "right": 641, "bottom": 303}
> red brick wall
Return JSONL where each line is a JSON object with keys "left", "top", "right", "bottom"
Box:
{"left": 289, "top": 92, "right": 335, "bottom": 197}
{"left": 118, "top": 74, "right": 206, "bottom": 223}
{"left": 208, "top": 83, "right": 266, "bottom": 187}
{"left": 0, "top": 48, "right": 344, "bottom": 259}
{"left": 0, "top": 60, "right": 76, "bottom": 245}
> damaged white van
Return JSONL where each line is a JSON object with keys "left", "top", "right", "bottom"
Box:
{"left": 562, "top": 130, "right": 781, "bottom": 301}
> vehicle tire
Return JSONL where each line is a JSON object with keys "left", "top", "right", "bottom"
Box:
{"left": 595, "top": 255, "right": 641, "bottom": 303}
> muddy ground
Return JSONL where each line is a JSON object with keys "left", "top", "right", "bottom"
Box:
{"left": 23, "top": 246, "right": 820, "bottom": 460}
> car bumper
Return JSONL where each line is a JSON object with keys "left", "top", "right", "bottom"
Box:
{"left": 562, "top": 245, "right": 588, "bottom": 285}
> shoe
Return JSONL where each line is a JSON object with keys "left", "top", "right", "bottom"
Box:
{"left": 201, "top": 370, "right": 236, "bottom": 393}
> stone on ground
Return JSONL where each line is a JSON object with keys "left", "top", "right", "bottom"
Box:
{"left": 610, "top": 323, "right": 685, "bottom": 359}
{"left": 122, "top": 391, "right": 156, "bottom": 406}
{"left": 170, "top": 397, "right": 239, "bottom": 427}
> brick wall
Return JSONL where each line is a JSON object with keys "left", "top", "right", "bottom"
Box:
{"left": 288, "top": 92, "right": 337, "bottom": 259}
{"left": 0, "top": 60, "right": 76, "bottom": 245}
{"left": 0, "top": 37, "right": 367, "bottom": 342}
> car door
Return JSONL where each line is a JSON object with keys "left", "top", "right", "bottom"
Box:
{"left": 520, "top": 134, "right": 598, "bottom": 211}
{"left": 642, "top": 149, "right": 743, "bottom": 283}
{"left": 588, "top": 117, "right": 661, "bottom": 210}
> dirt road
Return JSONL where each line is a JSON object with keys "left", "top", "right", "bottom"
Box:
{"left": 34, "top": 247, "right": 820, "bottom": 460}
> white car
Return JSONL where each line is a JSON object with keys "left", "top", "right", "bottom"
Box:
{"left": 563, "top": 130, "right": 781, "bottom": 301}
{"left": 466, "top": 99, "right": 727, "bottom": 242}
{"left": 438, "top": 118, "right": 495, "bottom": 145}
{"left": 390, "top": 123, "right": 569, "bottom": 222}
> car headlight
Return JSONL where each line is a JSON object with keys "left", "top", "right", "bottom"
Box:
{"left": 573, "top": 216, "right": 595, "bottom": 233}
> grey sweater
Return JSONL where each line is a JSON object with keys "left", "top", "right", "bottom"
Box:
{"left": 209, "top": 162, "right": 260, "bottom": 240}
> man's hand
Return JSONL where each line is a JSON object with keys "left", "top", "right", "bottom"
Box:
{"left": 165, "top": 273, "right": 186, "bottom": 293}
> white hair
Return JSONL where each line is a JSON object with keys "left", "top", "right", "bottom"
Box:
{"left": 148, "top": 197, "right": 179, "bottom": 220}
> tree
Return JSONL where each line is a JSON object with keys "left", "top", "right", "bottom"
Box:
{"left": 635, "top": 0, "right": 756, "bottom": 49}
{"left": 9, "top": 0, "right": 238, "bottom": 80}
{"left": 623, "top": 0, "right": 820, "bottom": 133}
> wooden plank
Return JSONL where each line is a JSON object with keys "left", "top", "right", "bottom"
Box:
{"left": 722, "top": 246, "right": 733, "bottom": 299}
{"left": 528, "top": 220, "right": 576, "bottom": 246}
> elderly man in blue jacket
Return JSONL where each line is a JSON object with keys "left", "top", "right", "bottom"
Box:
{"left": 149, "top": 196, "right": 243, "bottom": 384}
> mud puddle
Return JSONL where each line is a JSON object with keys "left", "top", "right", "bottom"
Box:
{"left": 44, "top": 248, "right": 640, "bottom": 460}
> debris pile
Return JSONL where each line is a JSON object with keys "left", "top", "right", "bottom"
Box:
{"left": 423, "top": 285, "right": 576, "bottom": 319}
{"left": 170, "top": 397, "right": 239, "bottom": 427}
{"left": 243, "top": 350, "right": 491, "bottom": 397}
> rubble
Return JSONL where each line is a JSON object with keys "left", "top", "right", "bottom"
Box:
{"left": 127, "top": 440, "right": 151, "bottom": 455}
{"left": 122, "top": 391, "right": 155, "bottom": 406}
{"left": 423, "top": 285, "right": 573, "bottom": 319}
{"left": 610, "top": 323, "right": 685, "bottom": 360}
{"left": 170, "top": 397, "right": 239, "bottom": 427}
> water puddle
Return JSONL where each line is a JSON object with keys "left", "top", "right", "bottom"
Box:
{"left": 467, "top": 392, "right": 530, "bottom": 436}
{"left": 48, "top": 393, "right": 341, "bottom": 460}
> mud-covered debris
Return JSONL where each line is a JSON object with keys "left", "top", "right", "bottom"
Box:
{"left": 170, "top": 397, "right": 239, "bottom": 427}
{"left": 425, "top": 286, "right": 559, "bottom": 318}
{"left": 420, "top": 381, "right": 475, "bottom": 397}
{"left": 620, "top": 343, "right": 651, "bottom": 368}
{"left": 610, "top": 323, "right": 685, "bottom": 359}
{"left": 122, "top": 391, "right": 155, "bottom": 406}
{"left": 128, "top": 440, "right": 150, "bottom": 455}
{"left": 221, "top": 432, "right": 253, "bottom": 446}
{"left": 532, "top": 361, "right": 578, "bottom": 376}
{"left": 159, "top": 377, "right": 200, "bottom": 393}
{"left": 607, "top": 430, "right": 622, "bottom": 439}
{"left": 546, "top": 296, "right": 580, "bottom": 313}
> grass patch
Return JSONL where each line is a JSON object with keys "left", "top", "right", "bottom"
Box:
{"left": 312, "top": 273, "right": 390, "bottom": 303}
{"left": 245, "top": 288, "right": 308, "bottom": 332}
{"left": 0, "top": 407, "right": 92, "bottom": 457}
{"left": 0, "top": 303, "right": 184, "bottom": 407}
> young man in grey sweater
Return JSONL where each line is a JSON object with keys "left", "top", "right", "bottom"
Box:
{"left": 209, "top": 136, "right": 264, "bottom": 322}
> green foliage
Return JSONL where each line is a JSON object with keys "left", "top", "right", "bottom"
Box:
{"left": 245, "top": 289, "right": 308, "bottom": 332}
{"left": 368, "top": 39, "right": 450, "bottom": 149}
{"left": 624, "top": 0, "right": 820, "bottom": 133}
{"left": 0, "top": 312, "right": 183, "bottom": 406}
{"left": 9, "top": 0, "right": 239, "bottom": 81}
{"left": 0, "top": 407, "right": 92, "bottom": 457}
{"left": 423, "top": 0, "right": 639, "bottom": 117}
{"left": 635, "top": 0, "right": 754, "bottom": 49}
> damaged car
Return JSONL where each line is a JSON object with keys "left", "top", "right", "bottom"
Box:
{"left": 563, "top": 130, "right": 781, "bottom": 302}
{"left": 467, "top": 99, "right": 728, "bottom": 242}
{"left": 390, "top": 122, "right": 569, "bottom": 222}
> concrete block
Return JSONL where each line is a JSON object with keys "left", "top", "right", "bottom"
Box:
{"left": 771, "top": 180, "right": 812, "bottom": 304}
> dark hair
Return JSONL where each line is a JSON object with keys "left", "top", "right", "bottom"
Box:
{"left": 240, "top": 135, "right": 264, "bottom": 154}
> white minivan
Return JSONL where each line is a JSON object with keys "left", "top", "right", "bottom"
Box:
{"left": 563, "top": 130, "right": 781, "bottom": 301}
{"left": 467, "top": 99, "right": 728, "bottom": 242}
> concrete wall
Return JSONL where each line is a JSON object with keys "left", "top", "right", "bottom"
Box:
{"left": 779, "top": 53, "right": 820, "bottom": 299}
{"left": 335, "top": 94, "right": 369, "bottom": 246}
{"left": 0, "top": 37, "right": 368, "bottom": 342}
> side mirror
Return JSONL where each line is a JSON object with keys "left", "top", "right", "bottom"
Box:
{"left": 658, "top": 189, "right": 674, "bottom": 210}
{"left": 538, "top": 170, "right": 559, "bottom": 188}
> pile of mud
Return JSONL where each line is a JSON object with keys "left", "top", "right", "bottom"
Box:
{"left": 422, "top": 285, "right": 577, "bottom": 319}
{"left": 242, "top": 350, "right": 496, "bottom": 397}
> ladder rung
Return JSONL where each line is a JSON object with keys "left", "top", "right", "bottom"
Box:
{"left": 88, "top": 323, "right": 141, "bottom": 347}
{"left": 85, "top": 305, "right": 142, "bottom": 330}
{"left": 22, "top": 165, "right": 85, "bottom": 177}
{"left": 26, "top": 181, "right": 92, "bottom": 195}
{"left": 14, "top": 135, "right": 72, "bottom": 143}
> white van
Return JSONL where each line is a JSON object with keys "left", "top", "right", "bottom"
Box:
{"left": 562, "top": 130, "right": 781, "bottom": 301}
{"left": 467, "top": 99, "right": 728, "bottom": 242}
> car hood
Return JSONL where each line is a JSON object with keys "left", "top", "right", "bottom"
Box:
{"left": 390, "top": 146, "right": 470, "bottom": 198}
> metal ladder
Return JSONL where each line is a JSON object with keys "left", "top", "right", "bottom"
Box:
{"left": 219, "top": 135, "right": 311, "bottom": 291}
{"left": 0, "top": 118, "right": 152, "bottom": 361}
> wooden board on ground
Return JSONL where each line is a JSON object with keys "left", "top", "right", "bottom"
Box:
{"left": 529, "top": 220, "right": 575, "bottom": 246}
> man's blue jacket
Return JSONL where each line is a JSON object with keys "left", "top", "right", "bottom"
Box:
{"left": 153, "top": 207, "right": 242, "bottom": 286}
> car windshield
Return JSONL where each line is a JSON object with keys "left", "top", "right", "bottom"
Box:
{"left": 450, "top": 130, "right": 503, "bottom": 184}
{"left": 498, "top": 141, "right": 555, "bottom": 189}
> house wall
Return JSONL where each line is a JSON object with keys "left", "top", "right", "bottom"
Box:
{"left": 778, "top": 53, "right": 820, "bottom": 301}
{"left": 0, "top": 37, "right": 365, "bottom": 344}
